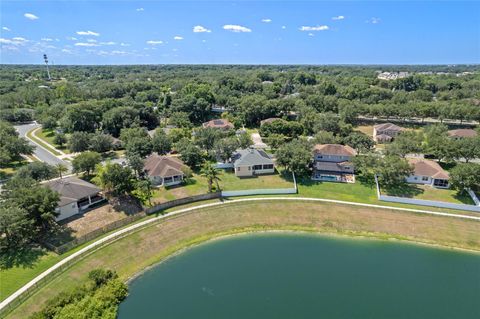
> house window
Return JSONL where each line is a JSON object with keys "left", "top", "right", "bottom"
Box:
{"left": 422, "top": 176, "right": 429, "bottom": 181}
{"left": 433, "top": 179, "right": 449, "bottom": 187}
{"left": 253, "top": 165, "right": 263, "bottom": 170}
{"left": 263, "top": 164, "right": 274, "bottom": 170}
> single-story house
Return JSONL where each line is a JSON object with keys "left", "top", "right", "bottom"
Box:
{"left": 232, "top": 148, "right": 275, "bottom": 177}
{"left": 373, "top": 123, "right": 404, "bottom": 143}
{"left": 312, "top": 144, "right": 357, "bottom": 183}
{"left": 260, "top": 117, "right": 282, "bottom": 126}
{"left": 43, "top": 176, "right": 103, "bottom": 221}
{"left": 144, "top": 154, "right": 187, "bottom": 186}
{"left": 406, "top": 158, "right": 450, "bottom": 188}
{"left": 202, "top": 119, "right": 234, "bottom": 130}
{"left": 447, "top": 129, "right": 478, "bottom": 139}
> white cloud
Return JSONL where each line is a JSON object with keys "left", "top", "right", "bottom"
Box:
{"left": 223, "top": 24, "right": 252, "bottom": 33}
{"left": 367, "top": 17, "right": 381, "bottom": 24}
{"left": 62, "top": 48, "right": 73, "bottom": 53}
{"left": 120, "top": 42, "right": 130, "bottom": 47}
{"left": 308, "top": 33, "right": 314, "bottom": 37}
{"left": 66, "top": 36, "right": 78, "bottom": 41}
{"left": 173, "top": 36, "right": 183, "bottom": 40}
{"left": 281, "top": 26, "right": 286, "bottom": 29}
{"left": 147, "top": 40, "right": 163, "bottom": 45}
{"left": 41, "top": 38, "right": 53, "bottom": 42}
{"left": 136, "top": 8, "right": 144, "bottom": 11}
{"left": 193, "top": 25, "right": 211, "bottom": 33}
{"left": 74, "top": 42, "right": 98, "bottom": 47}
{"left": 261, "top": 18, "right": 272, "bottom": 23}
{"left": 2, "top": 27, "right": 11, "bottom": 31}
{"left": 12, "top": 37, "right": 27, "bottom": 42}
{"left": 332, "top": 15, "right": 345, "bottom": 20}
{"left": 100, "top": 41, "right": 116, "bottom": 45}
{"left": 0, "top": 37, "right": 28, "bottom": 46}
{"left": 0, "top": 38, "right": 13, "bottom": 44}
{"left": 87, "top": 39, "right": 97, "bottom": 43}
{"left": 76, "top": 30, "right": 100, "bottom": 36}
{"left": 24, "top": 13, "right": 39, "bottom": 20}
{"left": 299, "top": 25, "right": 329, "bottom": 31}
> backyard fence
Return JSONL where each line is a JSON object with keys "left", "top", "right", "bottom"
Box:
{"left": 374, "top": 175, "right": 480, "bottom": 212}
{"left": 145, "top": 192, "right": 222, "bottom": 215}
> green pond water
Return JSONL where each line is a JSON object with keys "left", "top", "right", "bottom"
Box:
{"left": 119, "top": 233, "right": 480, "bottom": 319}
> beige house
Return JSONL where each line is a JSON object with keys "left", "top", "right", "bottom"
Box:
{"left": 144, "top": 154, "right": 187, "bottom": 187}
{"left": 406, "top": 158, "right": 450, "bottom": 188}
{"left": 312, "top": 144, "right": 357, "bottom": 183}
{"left": 43, "top": 177, "right": 103, "bottom": 221}
{"left": 373, "top": 123, "right": 404, "bottom": 143}
{"left": 202, "top": 119, "right": 234, "bottom": 130}
{"left": 233, "top": 148, "right": 275, "bottom": 177}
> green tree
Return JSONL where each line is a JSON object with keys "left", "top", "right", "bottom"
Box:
{"left": 0, "top": 205, "right": 34, "bottom": 251}
{"left": 449, "top": 163, "right": 480, "bottom": 192}
{"left": 176, "top": 138, "right": 204, "bottom": 168}
{"left": 151, "top": 129, "right": 172, "bottom": 155}
{"left": 342, "top": 132, "right": 375, "bottom": 154}
{"left": 385, "top": 131, "right": 424, "bottom": 157}
{"left": 72, "top": 151, "right": 102, "bottom": 176}
{"left": 132, "top": 179, "right": 153, "bottom": 206}
{"left": 14, "top": 162, "right": 56, "bottom": 181}
{"left": 53, "top": 133, "right": 67, "bottom": 147}
{"left": 93, "top": 162, "right": 136, "bottom": 197}
{"left": 200, "top": 163, "right": 221, "bottom": 192}
{"left": 275, "top": 138, "right": 312, "bottom": 176}
{"left": 89, "top": 133, "right": 113, "bottom": 153}
{"left": 56, "top": 163, "right": 68, "bottom": 179}
{"left": 214, "top": 137, "right": 238, "bottom": 162}
{"left": 68, "top": 131, "right": 91, "bottom": 153}
{"left": 0, "top": 121, "right": 34, "bottom": 167}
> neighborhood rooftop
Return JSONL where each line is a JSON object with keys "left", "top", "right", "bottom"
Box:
{"left": 407, "top": 158, "right": 449, "bottom": 180}
{"left": 202, "top": 118, "right": 234, "bottom": 129}
{"left": 42, "top": 176, "right": 101, "bottom": 207}
{"left": 373, "top": 123, "right": 404, "bottom": 131}
{"left": 233, "top": 148, "right": 273, "bottom": 166}
{"left": 313, "top": 144, "right": 357, "bottom": 156}
{"left": 144, "top": 154, "right": 185, "bottom": 178}
{"left": 447, "top": 129, "right": 478, "bottom": 138}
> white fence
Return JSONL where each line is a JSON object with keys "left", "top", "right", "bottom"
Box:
{"left": 378, "top": 195, "right": 480, "bottom": 212}
{"left": 374, "top": 175, "right": 480, "bottom": 212}
{"left": 221, "top": 172, "right": 297, "bottom": 197}
{"left": 467, "top": 189, "right": 480, "bottom": 206}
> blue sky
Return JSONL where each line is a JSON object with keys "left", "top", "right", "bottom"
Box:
{"left": 1, "top": 1, "right": 479, "bottom": 65}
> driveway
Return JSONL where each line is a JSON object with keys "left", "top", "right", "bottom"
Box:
{"left": 15, "top": 122, "right": 71, "bottom": 170}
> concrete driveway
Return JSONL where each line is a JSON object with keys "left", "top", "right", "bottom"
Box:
{"left": 15, "top": 122, "right": 71, "bottom": 170}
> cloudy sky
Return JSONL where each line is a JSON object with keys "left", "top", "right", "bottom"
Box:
{"left": 0, "top": 1, "right": 479, "bottom": 64}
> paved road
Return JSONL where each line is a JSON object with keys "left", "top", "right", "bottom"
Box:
{"left": 15, "top": 123, "right": 71, "bottom": 170}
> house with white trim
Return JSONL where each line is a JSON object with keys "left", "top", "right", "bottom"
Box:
{"left": 406, "top": 158, "right": 450, "bottom": 188}
{"left": 144, "top": 154, "right": 187, "bottom": 187}
{"left": 232, "top": 148, "right": 275, "bottom": 177}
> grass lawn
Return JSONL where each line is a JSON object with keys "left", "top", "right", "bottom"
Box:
{"left": 0, "top": 160, "right": 28, "bottom": 180}
{"left": 34, "top": 128, "right": 70, "bottom": 154}
{"left": 26, "top": 128, "right": 62, "bottom": 156}
{"left": 6, "top": 200, "right": 480, "bottom": 319}
{"left": 151, "top": 169, "right": 293, "bottom": 203}
{"left": 382, "top": 184, "right": 474, "bottom": 205}
{"left": 355, "top": 125, "right": 374, "bottom": 137}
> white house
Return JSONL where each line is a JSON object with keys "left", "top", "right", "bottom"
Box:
{"left": 406, "top": 158, "right": 450, "bottom": 188}
{"left": 144, "top": 154, "right": 187, "bottom": 187}
{"left": 233, "top": 148, "right": 275, "bottom": 177}
{"left": 43, "top": 177, "right": 103, "bottom": 221}
{"left": 373, "top": 123, "right": 404, "bottom": 143}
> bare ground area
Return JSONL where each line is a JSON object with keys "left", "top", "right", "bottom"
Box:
{"left": 7, "top": 200, "right": 480, "bottom": 319}
{"left": 64, "top": 205, "right": 128, "bottom": 238}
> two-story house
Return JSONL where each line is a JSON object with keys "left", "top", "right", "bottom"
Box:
{"left": 312, "top": 144, "right": 357, "bottom": 183}
{"left": 373, "top": 123, "right": 404, "bottom": 143}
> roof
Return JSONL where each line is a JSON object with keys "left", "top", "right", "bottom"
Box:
{"left": 408, "top": 158, "right": 449, "bottom": 180}
{"left": 43, "top": 177, "right": 101, "bottom": 207}
{"left": 144, "top": 154, "right": 186, "bottom": 178}
{"left": 202, "top": 119, "right": 234, "bottom": 129}
{"left": 375, "top": 134, "right": 393, "bottom": 141}
{"left": 374, "top": 123, "right": 404, "bottom": 132}
{"left": 313, "top": 144, "right": 357, "bottom": 157}
{"left": 447, "top": 129, "right": 478, "bottom": 138}
{"left": 260, "top": 117, "right": 282, "bottom": 126}
{"left": 233, "top": 148, "right": 274, "bottom": 167}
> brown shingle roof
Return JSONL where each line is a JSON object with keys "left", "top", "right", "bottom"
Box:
{"left": 374, "top": 123, "right": 404, "bottom": 132}
{"left": 313, "top": 144, "right": 357, "bottom": 156}
{"left": 43, "top": 177, "right": 101, "bottom": 206}
{"left": 260, "top": 117, "right": 282, "bottom": 126}
{"left": 408, "top": 158, "right": 449, "bottom": 180}
{"left": 144, "top": 154, "right": 186, "bottom": 178}
{"left": 447, "top": 129, "right": 478, "bottom": 138}
{"left": 202, "top": 119, "right": 234, "bottom": 130}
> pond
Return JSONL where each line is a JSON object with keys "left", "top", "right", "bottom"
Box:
{"left": 119, "top": 233, "right": 480, "bottom": 319}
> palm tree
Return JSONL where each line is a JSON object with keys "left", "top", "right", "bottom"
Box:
{"left": 200, "top": 163, "right": 221, "bottom": 193}
{"left": 56, "top": 163, "right": 68, "bottom": 179}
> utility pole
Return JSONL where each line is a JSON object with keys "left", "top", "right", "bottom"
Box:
{"left": 43, "top": 54, "right": 51, "bottom": 81}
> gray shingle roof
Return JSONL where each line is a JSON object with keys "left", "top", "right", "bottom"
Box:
{"left": 43, "top": 177, "right": 101, "bottom": 206}
{"left": 233, "top": 148, "right": 273, "bottom": 166}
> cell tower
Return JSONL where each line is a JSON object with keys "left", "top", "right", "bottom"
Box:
{"left": 43, "top": 53, "right": 51, "bottom": 81}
